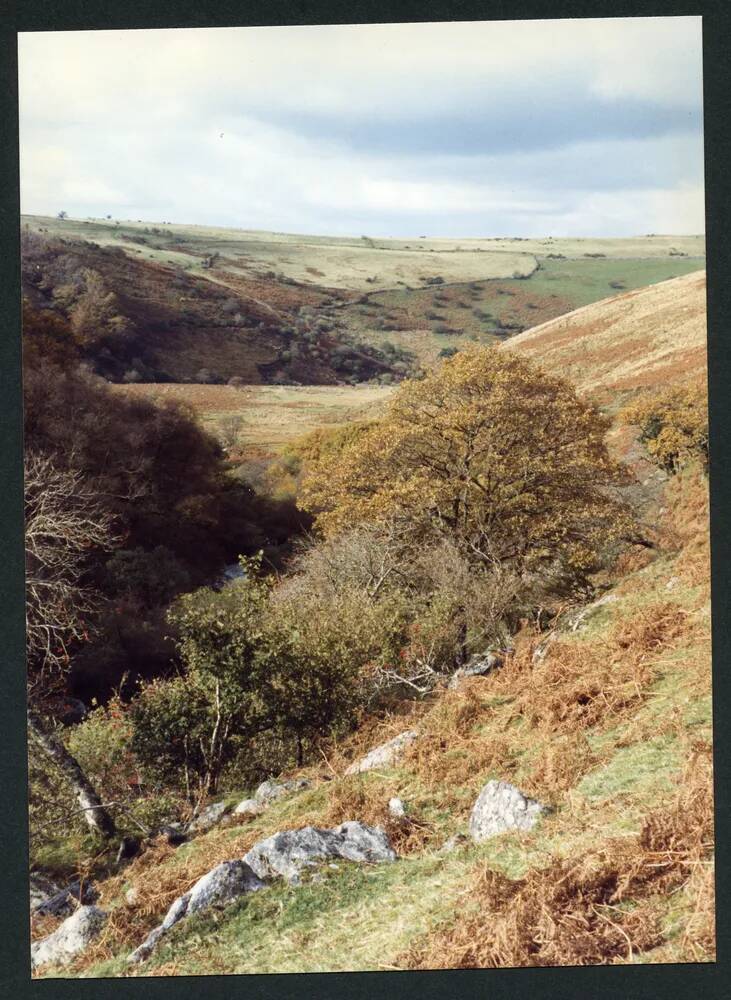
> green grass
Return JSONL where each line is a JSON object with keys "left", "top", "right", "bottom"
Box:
{"left": 341, "top": 256, "right": 705, "bottom": 368}
{"left": 576, "top": 735, "right": 682, "bottom": 802}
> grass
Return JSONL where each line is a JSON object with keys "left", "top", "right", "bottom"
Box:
{"left": 341, "top": 257, "right": 705, "bottom": 369}
{"left": 110, "top": 382, "right": 394, "bottom": 457}
{"left": 37, "top": 465, "right": 711, "bottom": 977}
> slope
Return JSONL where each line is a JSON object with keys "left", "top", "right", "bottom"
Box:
{"left": 504, "top": 270, "right": 707, "bottom": 404}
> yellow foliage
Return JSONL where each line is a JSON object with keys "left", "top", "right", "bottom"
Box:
{"left": 300, "top": 345, "right": 634, "bottom": 576}
{"left": 622, "top": 382, "right": 708, "bottom": 473}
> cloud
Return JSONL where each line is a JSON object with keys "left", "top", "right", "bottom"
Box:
{"left": 17, "top": 17, "right": 705, "bottom": 236}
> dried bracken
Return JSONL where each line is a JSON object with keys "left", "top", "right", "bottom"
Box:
{"left": 404, "top": 747, "right": 714, "bottom": 969}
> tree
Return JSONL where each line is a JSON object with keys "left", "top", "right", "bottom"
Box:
{"left": 218, "top": 414, "right": 245, "bottom": 450}
{"left": 25, "top": 450, "right": 118, "bottom": 839}
{"left": 300, "top": 345, "right": 634, "bottom": 586}
{"left": 57, "top": 210, "right": 68, "bottom": 220}
{"left": 622, "top": 383, "right": 708, "bottom": 474}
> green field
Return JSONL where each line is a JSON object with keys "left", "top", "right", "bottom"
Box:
{"left": 340, "top": 255, "right": 706, "bottom": 367}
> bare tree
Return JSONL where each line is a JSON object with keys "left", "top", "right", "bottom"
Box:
{"left": 25, "top": 450, "right": 118, "bottom": 839}
{"left": 218, "top": 414, "right": 246, "bottom": 451}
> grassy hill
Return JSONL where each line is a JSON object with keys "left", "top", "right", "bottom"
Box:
{"left": 30, "top": 268, "right": 713, "bottom": 977}
{"left": 38, "top": 473, "right": 712, "bottom": 977}
{"left": 506, "top": 270, "right": 707, "bottom": 405}
{"left": 22, "top": 216, "right": 705, "bottom": 379}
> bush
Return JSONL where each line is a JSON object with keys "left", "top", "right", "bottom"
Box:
{"left": 104, "top": 546, "right": 192, "bottom": 607}
{"left": 622, "top": 384, "right": 708, "bottom": 474}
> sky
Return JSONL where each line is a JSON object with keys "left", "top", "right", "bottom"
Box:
{"left": 18, "top": 18, "right": 705, "bottom": 238}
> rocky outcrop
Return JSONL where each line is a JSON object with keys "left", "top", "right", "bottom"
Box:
{"left": 231, "top": 779, "right": 311, "bottom": 821}
{"left": 243, "top": 821, "right": 397, "bottom": 884}
{"left": 255, "top": 778, "right": 311, "bottom": 804}
{"left": 469, "top": 780, "right": 548, "bottom": 843}
{"left": 31, "top": 905, "right": 107, "bottom": 971}
{"left": 187, "top": 800, "right": 231, "bottom": 834}
{"left": 129, "top": 860, "right": 266, "bottom": 964}
{"left": 234, "top": 797, "right": 264, "bottom": 818}
{"left": 30, "top": 873, "right": 62, "bottom": 913}
{"left": 345, "top": 731, "right": 418, "bottom": 775}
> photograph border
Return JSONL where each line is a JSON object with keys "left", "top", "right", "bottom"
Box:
{"left": 1, "top": 1, "right": 729, "bottom": 997}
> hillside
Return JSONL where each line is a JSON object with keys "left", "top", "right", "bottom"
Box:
{"left": 22, "top": 216, "right": 705, "bottom": 383}
{"left": 506, "top": 270, "right": 707, "bottom": 403}
{"left": 29, "top": 267, "right": 712, "bottom": 978}
{"left": 20, "top": 229, "right": 408, "bottom": 386}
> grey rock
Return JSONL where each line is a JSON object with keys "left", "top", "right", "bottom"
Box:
{"left": 32, "top": 877, "right": 98, "bottom": 917}
{"left": 158, "top": 822, "right": 187, "bottom": 846}
{"left": 570, "top": 593, "right": 618, "bottom": 632}
{"left": 388, "top": 797, "right": 406, "bottom": 818}
{"left": 129, "top": 860, "right": 265, "bottom": 964}
{"left": 234, "top": 797, "right": 264, "bottom": 818}
{"left": 187, "top": 800, "right": 230, "bottom": 834}
{"left": 469, "top": 780, "right": 548, "bottom": 843}
{"left": 31, "top": 905, "right": 107, "bottom": 970}
{"left": 532, "top": 637, "right": 553, "bottom": 665}
{"left": 345, "top": 730, "right": 418, "bottom": 775}
{"left": 449, "top": 651, "right": 504, "bottom": 689}
{"left": 254, "top": 778, "right": 311, "bottom": 804}
{"left": 161, "top": 892, "right": 192, "bottom": 930}
{"left": 30, "top": 873, "right": 62, "bottom": 913}
{"left": 244, "top": 820, "right": 396, "bottom": 884}
{"left": 666, "top": 576, "right": 681, "bottom": 592}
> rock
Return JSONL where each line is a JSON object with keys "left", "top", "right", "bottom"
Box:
{"left": 254, "top": 778, "right": 311, "bottom": 804}
{"left": 345, "top": 730, "right": 418, "bottom": 775}
{"left": 532, "top": 639, "right": 552, "bottom": 665}
{"left": 243, "top": 821, "right": 396, "bottom": 884}
{"left": 30, "top": 873, "right": 62, "bottom": 913}
{"left": 56, "top": 697, "right": 88, "bottom": 725}
{"left": 158, "top": 822, "right": 187, "bottom": 846}
{"left": 570, "top": 593, "right": 618, "bottom": 632}
{"left": 125, "top": 886, "right": 140, "bottom": 906}
{"left": 31, "top": 905, "right": 107, "bottom": 970}
{"left": 187, "top": 800, "right": 230, "bottom": 834}
{"left": 388, "top": 797, "right": 406, "bottom": 818}
{"left": 469, "top": 780, "right": 548, "bottom": 843}
{"left": 129, "top": 860, "right": 266, "bottom": 964}
{"left": 666, "top": 576, "right": 681, "bottom": 591}
{"left": 449, "top": 651, "right": 504, "bottom": 689}
{"left": 234, "top": 797, "right": 264, "bottom": 818}
{"left": 32, "top": 877, "right": 98, "bottom": 917}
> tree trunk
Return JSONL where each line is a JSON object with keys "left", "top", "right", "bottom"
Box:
{"left": 27, "top": 708, "right": 117, "bottom": 840}
{"left": 454, "top": 612, "right": 468, "bottom": 669}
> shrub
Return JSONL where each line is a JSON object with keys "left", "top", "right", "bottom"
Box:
{"left": 103, "top": 546, "right": 192, "bottom": 607}
{"left": 622, "top": 384, "right": 708, "bottom": 474}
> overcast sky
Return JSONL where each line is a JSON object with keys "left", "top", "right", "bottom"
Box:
{"left": 18, "top": 18, "right": 705, "bottom": 237}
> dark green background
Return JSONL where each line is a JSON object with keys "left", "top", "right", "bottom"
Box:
{"left": 1, "top": 2, "right": 728, "bottom": 997}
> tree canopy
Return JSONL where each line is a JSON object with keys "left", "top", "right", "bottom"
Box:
{"left": 300, "top": 346, "right": 633, "bottom": 581}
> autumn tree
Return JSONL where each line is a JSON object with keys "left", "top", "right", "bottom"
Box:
{"left": 300, "top": 346, "right": 634, "bottom": 588}
{"left": 622, "top": 383, "right": 708, "bottom": 474}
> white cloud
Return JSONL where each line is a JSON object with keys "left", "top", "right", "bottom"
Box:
{"left": 17, "top": 18, "right": 705, "bottom": 236}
